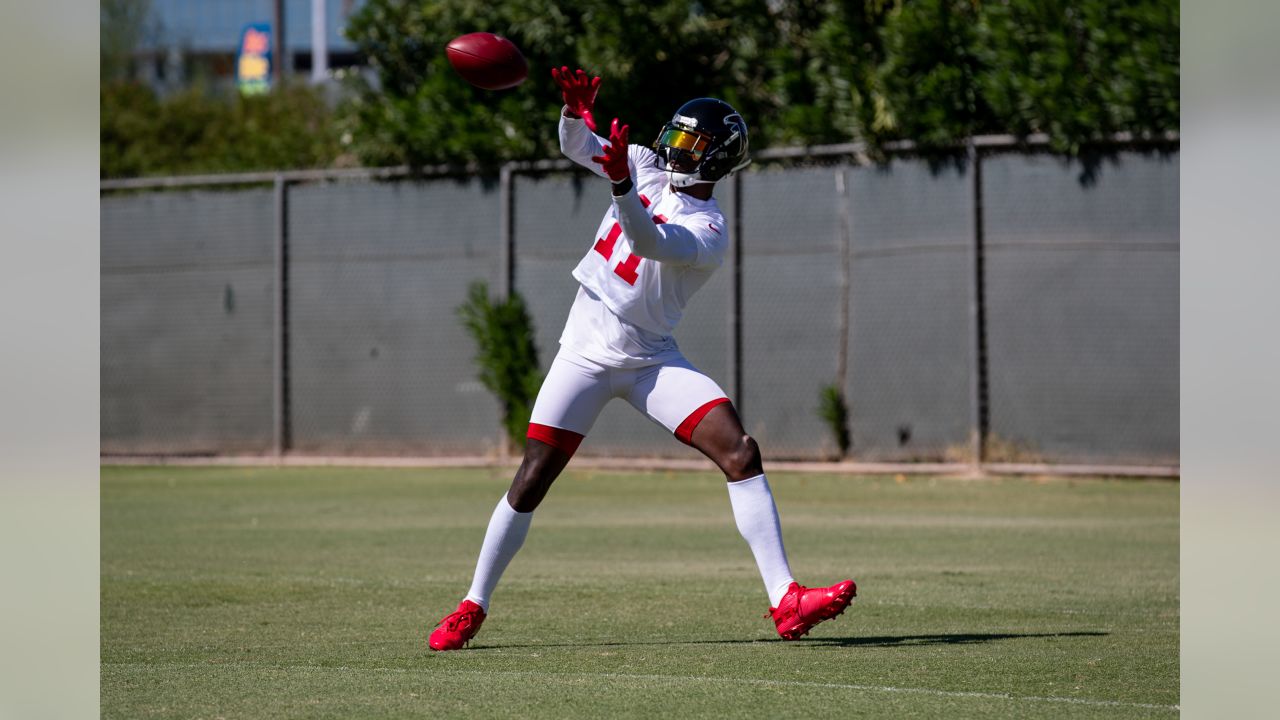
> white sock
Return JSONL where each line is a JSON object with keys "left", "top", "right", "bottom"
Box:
{"left": 463, "top": 494, "right": 532, "bottom": 612}
{"left": 726, "top": 473, "right": 796, "bottom": 607}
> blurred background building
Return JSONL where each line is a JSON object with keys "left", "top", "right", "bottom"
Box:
{"left": 107, "top": 0, "right": 366, "bottom": 93}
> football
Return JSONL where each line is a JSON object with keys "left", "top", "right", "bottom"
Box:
{"left": 445, "top": 32, "right": 528, "bottom": 90}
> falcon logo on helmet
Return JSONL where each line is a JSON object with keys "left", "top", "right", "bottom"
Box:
{"left": 653, "top": 98, "right": 751, "bottom": 187}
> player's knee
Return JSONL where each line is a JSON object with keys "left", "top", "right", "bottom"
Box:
{"left": 508, "top": 464, "right": 552, "bottom": 512}
{"left": 507, "top": 443, "right": 565, "bottom": 512}
{"left": 724, "top": 434, "right": 763, "bottom": 481}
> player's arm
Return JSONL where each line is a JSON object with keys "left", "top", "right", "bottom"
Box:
{"left": 558, "top": 114, "right": 611, "bottom": 178}
{"left": 552, "top": 66, "right": 611, "bottom": 177}
{"left": 593, "top": 120, "right": 712, "bottom": 266}
{"left": 616, "top": 190, "right": 715, "bottom": 265}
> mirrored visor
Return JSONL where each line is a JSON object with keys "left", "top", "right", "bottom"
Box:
{"left": 658, "top": 127, "right": 709, "bottom": 160}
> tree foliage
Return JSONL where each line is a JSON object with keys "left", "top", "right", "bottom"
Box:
{"left": 877, "top": 0, "right": 994, "bottom": 146}
{"left": 100, "top": 0, "right": 1178, "bottom": 177}
{"left": 340, "top": 0, "right": 781, "bottom": 168}
{"left": 342, "top": 0, "right": 1178, "bottom": 168}
{"left": 974, "top": 0, "right": 1180, "bottom": 152}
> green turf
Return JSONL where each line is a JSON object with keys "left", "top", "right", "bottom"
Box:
{"left": 101, "top": 466, "right": 1178, "bottom": 718}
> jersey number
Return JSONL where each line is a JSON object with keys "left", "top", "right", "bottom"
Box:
{"left": 593, "top": 194, "right": 665, "bottom": 287}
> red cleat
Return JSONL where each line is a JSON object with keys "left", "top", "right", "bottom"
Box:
{"left": 428, "top": 600, "right": 486, "bottom": 651}
{"left": 767, "top": 580, "right": 857, "bottom": 640}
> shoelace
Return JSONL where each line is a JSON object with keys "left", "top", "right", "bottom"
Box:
{"left": 765, "top": 600, "right": 796, "bottom": 620}
{"left": 440, "top": 610, "right": 479, "bottom": 632}
{"left": 765, "top": 587, "right": 803, "bottom": 620}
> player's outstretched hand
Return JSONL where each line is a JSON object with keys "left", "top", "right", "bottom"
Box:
{"left": 551, "top": 66, "right": 601, "bottom": 132}
{"left": 591, "top": 118, "right": 630, "bottom": 182}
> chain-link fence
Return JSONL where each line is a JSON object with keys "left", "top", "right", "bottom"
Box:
{"left": 102, "top": 185, "right": 278, "bottom": 455}
{"left": 101, "top": 137, "right": 1179, "bottom": 468}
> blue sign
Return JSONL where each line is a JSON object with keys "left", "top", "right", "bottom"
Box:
{"left": 237, "top": 23, "right": 272, "bottom": 95}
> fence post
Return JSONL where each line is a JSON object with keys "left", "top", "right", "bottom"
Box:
{"left": 498, "top": 164, "right": 515, "bottom": 301}
{"left": 835, "top": 168, "right": 852, "bottom": 403}
{"left": 272, "top": 0, "right": 287, "bottom": 83}
{"left": 272, "top": 174, "right": 291, "bottom": 458}
{"left": 310, "top": 0, "right": 328, "bottom": 84}
{"left": 967, "top": 142, "right": 989, "bottom": 470}
{"left": 497, "top": 164, "right": 516, "bottom": 461}
{"left": 728, "top": 172, "right": 744, "bottom": 417}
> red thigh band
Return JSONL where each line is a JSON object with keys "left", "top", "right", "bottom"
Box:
{"left": 527, "top": 423, "right": 585, "bottom": 456}
{"left": 675, "top": 397, "right": 731, "bottom": 445}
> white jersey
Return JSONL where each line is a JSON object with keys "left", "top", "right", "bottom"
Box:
{"left": 557, "top": 113, "right": 729, "bottom": 368}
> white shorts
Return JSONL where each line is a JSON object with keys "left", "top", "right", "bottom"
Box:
{"left": 527, "top": 347, "right": 730, "bottom": 455}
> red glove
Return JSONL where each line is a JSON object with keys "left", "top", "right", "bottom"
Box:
{"left": 551, "top": 66, "right": 601, "bottom": 132}
{"left": 591, "top": 118, "right": 631, "bottom": 182}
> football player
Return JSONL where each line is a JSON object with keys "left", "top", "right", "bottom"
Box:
{"left": 429, "top": 67, "right": 856, "bottom": 651}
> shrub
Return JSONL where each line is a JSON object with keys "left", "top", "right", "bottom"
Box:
{"left": 817, "top": 384, "right": 851, "bottom": 460}
{"left": 457, "top": 282, "right": 543, "bottom": 450}
{"left": 101, "top": 82, "right": 343, "bottom": 178}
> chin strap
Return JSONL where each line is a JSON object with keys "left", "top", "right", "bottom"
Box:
{"left": 665, "top": 169, "right": 714, "bottom": 187}
{"left": 664, "top": 160, "right": 751, "bottom": 188}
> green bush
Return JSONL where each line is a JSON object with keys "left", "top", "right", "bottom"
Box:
{"left": 457, "top": 282, "right": 543, "bottom": 450}
{"left": 817, "top": 384, "right": 851, "bottom": 460}
{"left": 101, "top": 82, "right": 344, "bottom": 178}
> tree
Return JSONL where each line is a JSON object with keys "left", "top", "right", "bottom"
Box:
{"left": 876, "top": 0, "right": 996, "bottom": 146}
{"left": 837, "top": 0, "right": 1178, "bottom": 150}
{"left": 975, "top": 0, "right": 1179, "bottom": 152}
{"left": 340, "top": 0, "right": 783, "bottom": 169}
{"left": 103, "top": 0, "right": 1179, "bottom": 176}
{"left": 777, "top": 0, "right": 896, "bottom": 146}
{"left": 342, "top": 0, "right": 1176, "bottom": 162}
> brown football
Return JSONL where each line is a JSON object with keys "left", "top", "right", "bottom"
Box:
{"left": 445, "top": 33, "right": 528, "bottom": 90}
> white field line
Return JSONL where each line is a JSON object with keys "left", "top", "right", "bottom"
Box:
{"left": 103, "top": 661, "right": 1178, "bottom": 712}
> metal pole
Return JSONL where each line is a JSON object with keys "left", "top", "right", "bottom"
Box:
{"left": 273, "top": 0, "right": 286, "bottom": 86}
{"left": 728, "top": 172, "right": 744, "bottom": 417}
{"left": 272, "top": 174, "right": 291, "bottom": 457}
{"left": 835, "top": 169, "right": 852, "bottom": 394}
{"left": 310, "top": 0, "right": 328, "bottom": 84}
{"left": 497, "top": 164, "right": 516, "bottom": 461}
{"left": 498, "top": 164, "right": 515, "bottom": 300}
{"left": 967, "top": 142, "right": 989, "bottom": 470}
{"left": 835, "top": 168, "right": 853, "bottom": 457}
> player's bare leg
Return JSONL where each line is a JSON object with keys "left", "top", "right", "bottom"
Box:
{"left": 429, "top": 437, "right": 577, "bottom": 650}
{"left": 689, "top": 403, "right": 857, "bottom": 640}
{"left": 506, "top": 438, "right": 574, "bottom": 511}
{"left": 688, "top": 402, "right": 763, "bottom": 480}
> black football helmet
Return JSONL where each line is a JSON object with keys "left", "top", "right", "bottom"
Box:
{"left": 652, "top": 98, "right": 750, "bottom": 186}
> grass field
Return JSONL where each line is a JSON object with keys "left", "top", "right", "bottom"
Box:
{"left": 101, "top": 466, "right": 1178, "bottom": 718}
